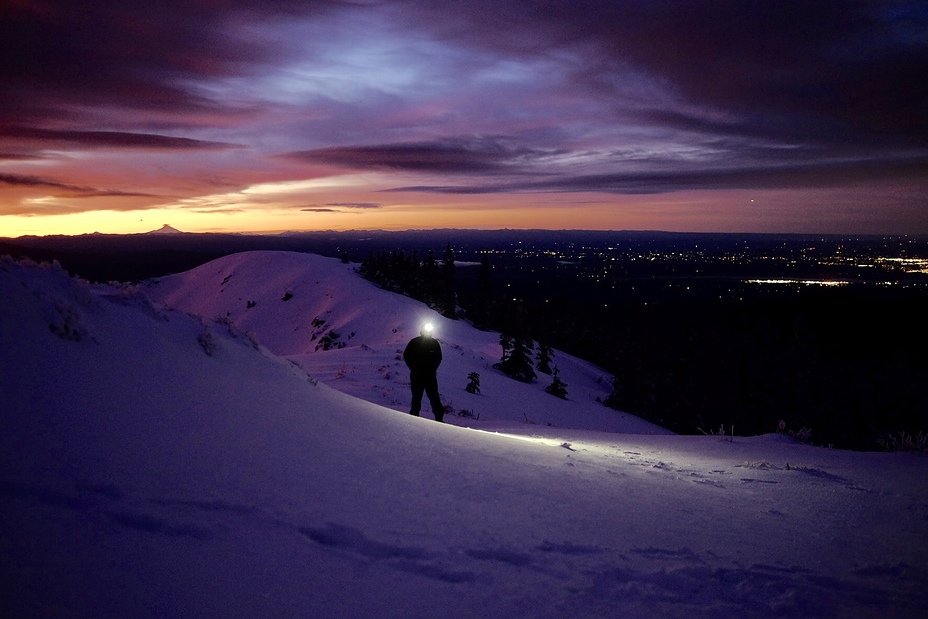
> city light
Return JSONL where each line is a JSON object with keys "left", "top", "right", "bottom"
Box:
{"left": 747, "top": 279, "right": 849, "bottom": 287}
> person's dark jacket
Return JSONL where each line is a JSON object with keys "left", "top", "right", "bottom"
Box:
{"left": 403, "top": 335, "right": 442, "bottom": 375}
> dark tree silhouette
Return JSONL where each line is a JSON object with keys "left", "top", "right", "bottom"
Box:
{"left": 536, "top": 343, "right": 553, "bottom": 375}
{"left": 465, "top": 372, "right": 481, "bottom": 394}
{"left": 359, "top": 246, "right": 458, "bottom": 318}
{"left": 495, "top": 336, "right": 536, "bottom": 383}
{"left": 545, "top": 366, "right": 568, "bottom": 399}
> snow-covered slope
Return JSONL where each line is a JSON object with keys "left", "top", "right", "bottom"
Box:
{"left": 145, "top": 250, "right": 663, "bottom": 433}
{"left": 2, "top": 256, "right": 927, "bottom": 618}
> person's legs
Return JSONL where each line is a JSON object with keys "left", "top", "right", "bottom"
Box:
{"left": 409, "top": 374, "right": 424, "bottom": 416}
{"left": 423, "top": 374, "right": 444, "bottom": 422}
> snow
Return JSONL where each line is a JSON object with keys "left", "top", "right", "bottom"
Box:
{"left": 144, "top": 224, "right": 184, "bottom": 235}
{"left": 2, "top": 252, "right": 926, "bottom": 618}
{"left": 143, "top": 250, "right": 661, "bottom": 433}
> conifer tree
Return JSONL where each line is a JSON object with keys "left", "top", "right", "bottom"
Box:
{"left": 495, "top": 336, "right": 536, "bottom": 383}
{"left": 536, "top": 343, "right": 553, "bottom": 375}
{"left": 442, "top": 243, "right": 455, "bottom": 280}
{"left": 465, "top": 251, "right": 493, "bottom": 328}
{"left": 603, "top": 376, "right": 622, "bottom": 410}
{"left": 440, "top": 243, "right": 457, "bottom": 317}
{"left": 424, "top": 248, "right": 437, "bottom": 272}
{"left": 478, "top": 252, "right": 492, "bottom": 291}
{"left": 545, "top": 366, "right": 568, "bottom": 399}
{"left": 465, "top": 372, "right": 481, "bottom": 394}
{"left": 499, "top": 333, "right": 513, "bottom": 361}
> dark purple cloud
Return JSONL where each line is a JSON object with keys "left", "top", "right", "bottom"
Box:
{"left": 0, "top": 173, "right": 163, "bottom": 198}
{"left": 0, "top": 173, "right": 169, "bottom": 217}
{"left": 386, "top": 156, "right": 928, "bottom": 195}
{"left": 79, "top": 190, "right": 171, "bottom": 199}
{"left": 284, "top": 138, "right": 554, "bottom": 174}
{"left": 400, "top": 0, "right": 928, "bottom": 148}
{"left": 0, "top": 1, "right": 342, "bottom": 117}
{"left": 1, "top": 127, "right": 239, "bottom": 150}
{"left": 0, "top": 173, "right": 93, "bottom": 193}
{"left": 324, "top": 203, "right": 382, "bottom": 209}
{"left": 0, "top": 152, "right": 43, "bottom": 162}
{"left": 275, "top": 1, "right": 926, "bottom": 196}
{"left": 300, "top": 202, "right": 383, "bottom": 212}
{"left": 5, "top": 1, "right": 925, "bottom": 149}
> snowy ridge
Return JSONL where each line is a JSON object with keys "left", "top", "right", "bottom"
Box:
{"left": 2, "top": 255, "right": 927, "bottom": 618}
{"left": 145, "top": 250, "right": 662, "bottom": 433}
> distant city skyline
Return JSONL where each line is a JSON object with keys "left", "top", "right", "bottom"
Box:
{"left": 2, "top": 1, "right": 927, "bottom": 236}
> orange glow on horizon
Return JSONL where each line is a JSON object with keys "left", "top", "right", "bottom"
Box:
{"left": 3, "top": 184, "right": 927, "bottom": 238}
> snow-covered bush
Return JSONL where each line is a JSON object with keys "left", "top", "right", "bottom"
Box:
{"left": 777, "top": 420, "right": 813, "bottom": 444}
{"left": 879, "top": 431, "right": 928, "bottom": 453}
{"left": 699, "top": 424, "right": 735, "bottom": 442}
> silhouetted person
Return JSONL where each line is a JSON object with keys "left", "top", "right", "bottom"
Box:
{"left": 403, "top": 323, "right": 445, "bottom": 422}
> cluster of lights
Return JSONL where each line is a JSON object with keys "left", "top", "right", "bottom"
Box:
{"left": 747, "top": 279, "right": 849, "bottom": 287}
{"left": 876, "top": 257, "right": 928, "bottom": 274}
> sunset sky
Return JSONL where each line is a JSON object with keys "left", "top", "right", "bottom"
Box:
{"left": 2, "top": 0, "right": 927, "bottom": 236}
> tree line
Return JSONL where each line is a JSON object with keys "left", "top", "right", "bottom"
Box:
{"left": 358, "top": 245, "right": 459, "bottom": 318}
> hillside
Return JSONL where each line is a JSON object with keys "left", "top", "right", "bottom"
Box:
{"left": 2, "top": 254, "right": 927, "bottom": 618}
{"left": 144, "top": 250, "right": 662, "bottom": 433}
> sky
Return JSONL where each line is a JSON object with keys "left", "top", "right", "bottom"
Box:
{"left": 2, "top": 0, "right": 927, "bottom": 236}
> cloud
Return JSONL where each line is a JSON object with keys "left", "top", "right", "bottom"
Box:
{"left": 323, "top": 202, "right": 382, "bottom": 209}
{"left": 6, "top": 1, "right": 926, "bottom": 154}
{"left": 398, "top": 1, "right": 928, "bottom": 147}
{"left": 6, "top": 2, "right": 925, "bottom": 153}
{"left": 0, "top": 173, "right": 170, "bottom": 198}
{"left": 0, "top": 202, "right": 87, "bottom": 217}
{"left": 78, "top": 190, "right": 172, "bottom": 199}
{"left": 0, "top": 2, "right": 334, "bottom": 117}
{"left": 284, "top": 138, "right": 547, "bottom": 174}
{"left": 0, "top": 152, "right": 41, "bottom": 162}
{"left": 386, "top": 155, "right": 928, "bottom": 195}
{"left": 539, "top": 158, "right": 928, "bottom": 194}
{"left": 289, "top": 143, "right": 481, "bottom": 172}
{"left": 300, "top": 202, "right": 383, "bottom": 213}
{"left": 0, "top": 173, "right": 93, "bottom": 193}
{"left": 0, "top": 173, "right": 174, "bottom": 218}
{"left": 382, "top": 185, "right": 500, "bottom": 195}
{"left": 1, "top": 127, "right": 240, "bottom": 150}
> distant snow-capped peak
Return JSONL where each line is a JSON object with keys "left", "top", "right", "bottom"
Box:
{"left": 145, "top": 224, "right": 184, "bottom": 235}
